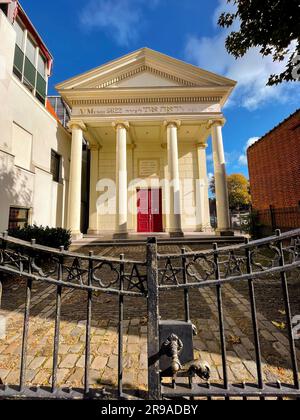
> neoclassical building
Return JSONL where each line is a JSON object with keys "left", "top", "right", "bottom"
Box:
{"left": 57, "top": 48, "right": 236, "bottom": 239}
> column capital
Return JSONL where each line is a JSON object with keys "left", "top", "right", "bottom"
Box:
{"left": 163, "top": 120, "right": 181, "bottom": 130}
{"left": 207, "top": 118, "right": 226, "bottom": 130}
{"left": 161, "top": 143, "right": 167, "bottom": 150}
{"left": 196, "top": 142, "right": 208, "bottom": 150}
{"left": 127, "top": 143, "right": 136, "bottom": 150}
{"left": 112, "top": 121, "right": 130, "bottom": 131}
{"left": 68, "top": 120, "right": 87, "bottom": 131}
{"left": 89, "top": 144, "right": 101, "bottom": 151}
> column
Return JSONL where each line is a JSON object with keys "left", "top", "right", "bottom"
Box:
{"left": 88, "top": 145, "right": 100, "bottom": 235}
{"left": 211, "top": 120, "right": 232, "bottom": 235}
{"left": 166, "top": 121, "right": 184, "bottom": 237}
{"left": 113, "top": 122, "right": 129, "bottom": 238}
{"left": 67, "top": 121, "right": 86, "bottom": 239}
{"left": 196, "top": 143, "right": 212, "bottom": 232}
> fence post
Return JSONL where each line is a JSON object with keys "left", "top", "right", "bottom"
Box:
{"left": 270, "top": 205, "right": 276, "bottom": 232}
{"left": 0, "top": 232, "right": 8, "bottom": 307}
{"left": 147, "top": 237, "right": 161, "bottom": 400}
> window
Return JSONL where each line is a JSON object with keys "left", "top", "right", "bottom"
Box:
{"left": 12, "top": 123, "right": 32, "bottom": 171}
{"left": 25, "top": 36, "right": 36, "bottom": 64}
{"left": 9, "top": 207, "right": 29, "bottom": 230}
{"left": 12, "top": 19, "right": 48, "bottom": 104}
{"left": 51, "top": 150, "right": 61, "bottom": 183}
{"left": 13, "top": 19, "right": 25, "bottom": 49}
{"left": 37, "top": 52, "right": 46, "bottom": 78}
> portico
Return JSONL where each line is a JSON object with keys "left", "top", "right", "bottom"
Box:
{"left": 56, "top": 48, "right": 236, "bottom": 239}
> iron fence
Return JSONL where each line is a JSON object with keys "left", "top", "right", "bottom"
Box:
{"left": 0, "top": 229, "right": 300, "bottom": 400}
{"left": 256, "top": 206, "right": 300, "bottom": 234}
{"left": 149, "top": 229, "right": 300, "bottom": 400}
{"left": 0, "top": 233, "right": 147, "bottom": 399}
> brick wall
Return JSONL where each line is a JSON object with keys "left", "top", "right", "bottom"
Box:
{"left": 247, "top": 110, "right": 300, "bottom": 211}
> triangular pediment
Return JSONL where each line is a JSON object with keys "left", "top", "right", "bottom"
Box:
{"left": 110, "top": 70, "right": 182, "bottom": 87}
{"left": 80, "top": 65, "right": 196, "bottom": 89}
{"left": 56, "top": 48, "right": 237, "bottom": 92}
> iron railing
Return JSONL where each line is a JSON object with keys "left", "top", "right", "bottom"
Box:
{"left": 0, "top": 233, "right": 147, "bottom": 399}
{"left": 148, "top": 229, "right": 300, "bottom": 399}
{"left": 0, "top": 229, "right": 300, "bottom": 400}
{"left": 256, "top": 206, "right": 300, "bottom": 234}
{"left": 47, "top": 96, "right": 70, "bottom": 128}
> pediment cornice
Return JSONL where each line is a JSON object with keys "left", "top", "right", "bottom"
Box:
{"left": 56, "top": 48, "right": 236, "bottom": 91}
{"left": 92, "top": 65, "right": 197, "bottom": 89}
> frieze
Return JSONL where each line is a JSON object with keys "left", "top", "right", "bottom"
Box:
{"left": 73, "top": 103, "right": 220, "bottom": 117}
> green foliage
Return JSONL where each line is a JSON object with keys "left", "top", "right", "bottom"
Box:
{"left": 8, "top": 225, "right": 72, "bottom": 250}
{"left": 209, "top": 173, "right": 252, "bottom": 210}
{"left": 242, "top": 211, "right": 264, "bottom": 239}
{"left": 218, "top": 0, "right": 300, "bottom": 85}
{"left": 227, "top": 174, "right": 252, "bottom": 209}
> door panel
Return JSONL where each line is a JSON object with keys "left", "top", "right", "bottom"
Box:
{"left": 151, "top": 189, "right": 163, "bottom": 232}
{"left": 137, "top": 189, "right": 150, "bottom": 233}
{"left": 137, "top": 189, "right": 163, "bottom": 233}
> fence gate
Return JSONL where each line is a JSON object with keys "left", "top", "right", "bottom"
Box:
{"left": 0, "top": 230, "right": 300, "bottom": 400}
{"left": 147, "top": 230, "right": 300, "bottom": 400}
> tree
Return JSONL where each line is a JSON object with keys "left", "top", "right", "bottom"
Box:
{"left": 209, "top": 174, "right": 252, "bottom": 210}
{"left": 218, "top": 0, "right": 300, "bottom": 85}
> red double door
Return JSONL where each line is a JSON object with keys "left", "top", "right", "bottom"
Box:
{"left": 137, "top": 189, "right": 163, "bottom": 233}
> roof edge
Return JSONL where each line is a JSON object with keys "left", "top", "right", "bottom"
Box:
{"left": 247, "top": 108, "right": 300, "bottom": 152}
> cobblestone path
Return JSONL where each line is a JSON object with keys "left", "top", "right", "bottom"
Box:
{"left": 0, "top": 244, "right": 299, "bottom": 397}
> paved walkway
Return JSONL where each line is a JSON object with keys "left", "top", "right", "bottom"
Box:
{"left": 0, "top": 244, "right": 299, "bottom": 396}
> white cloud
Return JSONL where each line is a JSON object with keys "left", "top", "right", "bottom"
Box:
{"left": 212, "top": 0, "right": 237, "bottom": 28}
{"left": 185, "top": 1, "right": 299, "bottom": 110}
{"left": 80, "top": 0, "right": 159, "bottom": 46}
{"left": 246, "top": 137, "right": 260, "bottom": 149}
{"left": 207, "top": 153, "right": 213, "bottom": 162}
{"left": 238, "top": 137, "right": 260, "bottom": 166}
{"left": 238, "top": 154, "right": 248, "bottom": 166}
{"left": 208, "top": 172, "right": 214, "bottom": 182}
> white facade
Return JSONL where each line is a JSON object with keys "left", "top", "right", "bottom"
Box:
{"left": 0, "top": 10, "right": 71, "bottom": 232}
{"left": 0, "top": 4, "right": 236, "bottom": 239}
{"left": 57, "top": 48, "right": 236, "bottom": 238}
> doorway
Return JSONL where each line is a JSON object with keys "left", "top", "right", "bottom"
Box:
{"left": 137, "top": 189, "right": 163, "bottom": 233}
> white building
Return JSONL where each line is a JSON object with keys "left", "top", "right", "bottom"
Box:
{"left": 0, "top": 1, "right": 71, "bottom": 233}
{"left": 0, "top": 1, "right": 237, "bottom": 240}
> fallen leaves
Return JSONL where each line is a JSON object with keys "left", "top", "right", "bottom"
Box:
{"left": 278, "top": 310, "right": 286, "bottom": 316}
{"left": 272, "top": 321, "right": 286, "bottom": 330}
{"left": 228, "top": 334, "right": 242, "bottom": 345}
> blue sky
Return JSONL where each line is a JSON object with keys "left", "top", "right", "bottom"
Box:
{"left": 21, "top": 0, "right": 300, "bottom": 178}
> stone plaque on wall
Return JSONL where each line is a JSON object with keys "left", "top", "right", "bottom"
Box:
{"left": 138, "top": 159, "right": 159, "bottom": 177}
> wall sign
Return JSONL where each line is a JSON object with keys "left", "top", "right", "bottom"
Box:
{"left": 138, "top": 159, "right": 159, "bottom": 177}
{"left": 73, "top": 103, "right": 220, "bottom": 117}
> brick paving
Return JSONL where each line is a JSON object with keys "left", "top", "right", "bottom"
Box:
{"left": 0, "top": 244, "right": 299, "bottom": 396}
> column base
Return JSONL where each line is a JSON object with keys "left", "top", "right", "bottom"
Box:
{"left": 168, "top": 231, "right": 185, "bottom": 238}
{"left": 216, "top": 229, "right": 235, "bottom": 237}
{"left": 87, "top": 230, "right": 100, "bottom": 236}
{"left": 71, "top": 232, "right": 83, "bottom": 241}
{"left": 113, "top": 232, "right": 129, "bottom": 240}
{"left": 196, "top": 225, "right": 213, "bottom": 234}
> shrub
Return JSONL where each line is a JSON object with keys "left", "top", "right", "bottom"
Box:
{"left": 8, "top": 225, "right": 72, "bottom": 250}
{"left": 242, "top": 212, "right": 264, "bottom": 239}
